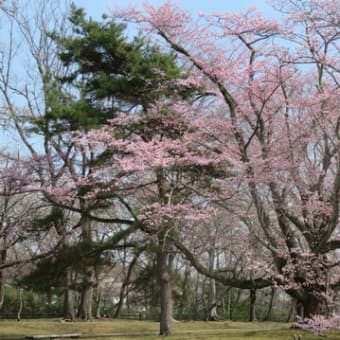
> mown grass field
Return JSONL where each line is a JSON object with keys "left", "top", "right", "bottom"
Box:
{"left": 0, "top": 319, "right": 339, "bottom": 339}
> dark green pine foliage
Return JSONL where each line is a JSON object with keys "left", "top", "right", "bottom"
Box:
{"left": 51, "top": 5, "right": 183, "bottom": 131}
{"left": 17, "top": 241, "right": 107, "bottom": 293}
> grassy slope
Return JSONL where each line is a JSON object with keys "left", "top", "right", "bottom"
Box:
{"left": 0, "top": 319, "right": 339, "bottom": 339}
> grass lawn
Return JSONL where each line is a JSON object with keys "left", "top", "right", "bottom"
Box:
{"left": 0, "top": 319, "right": 339, "bottom": 339}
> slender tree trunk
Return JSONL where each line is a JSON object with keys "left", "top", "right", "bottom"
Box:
{"left": 296, "top": 300, "right": 304, "bottom": 319}
{"left": 149, "top": 258, "right": 158, "bottom": 315}
{"left": 63, "top": 269, "right": 75, "bottom": 320}
{"left": 0, "top": 248, "right": 7, "bottom": 311}
{"left": 179, "top": 266, "right": 190, "bottom": 317}
{"left": 115, "top": 252, "right": 140, "bottom": 318}
{"left": 232, "top": 288, "right": 242, "bottom": 320}
{"left": 206, "top": 277, "right": 219, "bottom": 320}
{"left": 17, "top": 288, "right": 23, "bottom": 321}
{"left": 264, "top": 287, "right": 275, "bottom": 321}
{"left": 224, "top": 288, "right": 231, "bottom": 320}
{"left": 249, "top": 289, "right": 257, "bottom": 322}
{"left": 228, "top": 290, "right": 232, "bottom": 320}
{"left": 96, "top": 289, "right": 103, "bottom": 319}
{"left": 0, "top": 272, "right": 5, "bottom": 311}
{"left": 157, "top": 247, "right": 173, "bottom": 336}
{"left": 287, "top": 299, "right": 295, "bottom": 322}
{"left": 64, "top": 288, "right": 75, "bottom": 320}
{"left": 194, "top": 271, "right": 200, "bottom": 305}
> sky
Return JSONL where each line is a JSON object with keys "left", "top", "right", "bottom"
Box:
{"left": 73, "top": 0, "right": 278, "bottom": 19}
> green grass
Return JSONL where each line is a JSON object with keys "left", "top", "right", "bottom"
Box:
{"left": 0, "top": 319, "right": 339, "bottom": 339}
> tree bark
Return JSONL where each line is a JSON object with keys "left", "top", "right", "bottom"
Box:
{"left": 264, "top": 287, "right": 275, "bottom": 321}
{"left": 77, "top": 208, "right": 95, "bottom": 320}
{"left": 249, "top": 289, "right": 257, "bottom": 322}
{"left": 224, "top": 289, "right": 232, "bottom": 320}
{"left": 114, "top": 252, "right": 140, "bottom": 318}
{"left": 64, "top": 288, "right": 75, "bottom": 320}
{"left": 96, "top": 288, "right": 103, "bottom": 319}
{"left": 0, "top": 271, "right": 5, "bottom": 311}
{"left": 157, "top": 247, "right": 173, "bottom": 336}
{"left": 63, "top": 269, "right": 75, "bottom": 320}
{"left": 178, "top": 266, "right": 190, "bottom": 316}
{"left": 78, "top": 267, "right": 95, "bottom": 320}
{"left": 206, "top": 249, "right": 219, "bottom": 321}
{"left": 301, "top": 295, "right": 326, "bottom": 319}
{"left": 0, "top": 246, "right": 8, "bottom": 311}
{"left": 17, "top": 288, "right": 23, "bottom": 321}
{"left": 287, "top": 299, "right": 295, "bottom": 322}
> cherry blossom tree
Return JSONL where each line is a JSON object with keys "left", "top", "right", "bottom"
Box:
{"left": 77, "top": 97, "right": 231, "bottom": 334}
{"left": 111, "top": 0, "right": 340, "bottom": 326}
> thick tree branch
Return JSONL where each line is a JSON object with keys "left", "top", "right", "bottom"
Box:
{"left": 174, "top": 240, "right": 272, "bottom": 289}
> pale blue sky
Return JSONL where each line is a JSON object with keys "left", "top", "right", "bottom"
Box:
{"left": 73, "top": 0, "right": 277, "bottom": 19}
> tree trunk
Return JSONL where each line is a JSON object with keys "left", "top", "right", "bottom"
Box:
{"left": 17, "top": 288, "right": 23, "bottom": 321}
{"left": 206, "top": 278, "right": 219, "bottom": 320}
{"left": 206, "top": 248, "right": 220, "bottom": 321}
{"left": 77, "top": 210, "right": 95, "bottom": 320}
{"left": 178, "top": 266, "right": 190, "bottom": 317}
{"left": 287, "top": 299, "right": 295, "bottom": 322}
{"left": 0, "top": 271, "right": 5, "bottom": 311}
{"left": 114, "top": 252, "right": 139, "bottom": 318}
{"left": 249, "top": 289, "right": 257, "bottom": 322}
{"left": 64, "top": 288, "right": 75, "bottom": 320}
{"left": 264, "top": 287, "right": 275, "bottom": 321}
{"left": 292, "top": 291, "right": 327, "bottom": 321}
{"left": 78, "top": 268, "right": 95, "bottom": 320}
{"left": 78, "top": 285, "right": 93, "bottom": 320}
{"left": 0, "top": 248, "right": 7, "bottom": 311}
{"left": 157, "top": 248, "right": 173, "bottom": 336}
{"left": 225, "top": 289, "right": 231, "bottom": 320}
{"left": 63, "top": 269, "right": 75, "bottom": 320}
{"left": 231, "top": 288, "right": 241, "bottom": 321}
{"left": 96, "top": 289, "right": 103, "bottom": 319}
{"left": 301, "top": 295, "right": 326, "bottom": 319}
